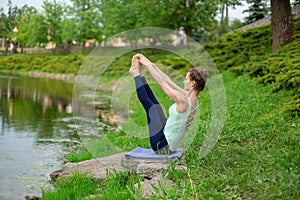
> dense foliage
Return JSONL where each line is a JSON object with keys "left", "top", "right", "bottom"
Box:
{"left": 0, "top": 53, "right": 83, "bottom": 74}
{"left": 0, "top": 0, "right": 245, "bottom": 53}
{"left": 0, "top": 17, "right": 299, "bottom": 114}
{"left": 243, "top": 0, "right": 270, "bottom": 24}
{"left": 205, "top": 17, "right": 300, "bottom": 115}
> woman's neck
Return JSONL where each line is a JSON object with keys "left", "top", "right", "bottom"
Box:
{"left": 187, "top": 89, "right": 199, "bottom": 98}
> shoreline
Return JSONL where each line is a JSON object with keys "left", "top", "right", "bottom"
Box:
{"left": 0, "top": 70, "right": 75, "bottom": 82}
{"left": 27, "top": 71, "right": 75, "bottom": 82}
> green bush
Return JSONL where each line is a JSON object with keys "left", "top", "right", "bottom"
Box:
{"left": 205, "top": 17, "right": 300, "bottom": 115}
{"left": 0, "top": 54, "right": 84, "bottom": 74}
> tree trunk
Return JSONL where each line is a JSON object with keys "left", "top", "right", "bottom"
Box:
{"left": 219, "top": 3, "right": 225, "bottom": 37}
{"left": 184, "top": 26, "right": 193, "bottom": 41}
{"left": 151, "top": 37, "right": 157, "bottom": 55}
{"left": 51, "top": 47, "right": 56, "bottom": 55}
{"left": 11, "top": 43, "right": 18, "bottom": 54}
{"left": 5, "top": 40, "right": 9, "bottom": 55}
{"left": 271, "top": 0, "right": 294, "bottom": 52}
{"left": 82, "top": 41, "right": 86, "bottom": 55}
{"left": 225, "top": 3, "right": 229, "bottom": 33}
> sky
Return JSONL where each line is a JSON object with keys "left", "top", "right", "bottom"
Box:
{"left": 0, "top": 0, "right": 249, "bottom": 21}
{"left": 0, "top": 0, "right": 44, "bottom": 11}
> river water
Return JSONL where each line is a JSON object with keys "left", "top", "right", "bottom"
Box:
{"left": 0, "top": 75, "right": 111, "bottom": 200}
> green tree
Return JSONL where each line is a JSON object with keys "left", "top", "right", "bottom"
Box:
{"left": 100, "top": 0, "right": 141, "bottom": 38}
{"left": 6, "top": 0, "right": 19, "bottom": 37}
{"left": 26, "top": 13, "right": 48, "bottom": 48}
{"left": 68, "top": 0, "right": 102, "bottom": 54}
{"left": 0, "top": 7, "right": 8, "bottom": 52}
{"left": 61, "top": 17, "right": 77, "bottom": 49}
{"left": 218, "top": 0, "right": 241, "bottom": 36}
{"left": 229, "top": 18, "right": 244, "bottom": 30}
{"left": 5, "top": 0, "right": 19, "bottom": 53}
{"left": 243, "top": 0, "right": 270, "bottom": 24}
{"left": 100, "top": 0, "right": 220, "bottom": 43}
{"left": 12, "top": 5, "right": 37, "bottom": 53}
{"left": 12, "top": 15, "right": 28, "bottom": 53}
{"left": 292, "top": 0, "right": 300, "bottom": 6}
{"left": 100, "top": 0, "right": 152, "bottom": 48}
{"left": 42, "top": 0, "right": 64, "bottom": 54}
{"left": 170, "top": 0, "right": 218, "bottom": 40}
{"left": 6, "top": 2, "right": 35, "bottom": 53}
{"left": 0, "top": 8, "right": 8, "bottom": 38}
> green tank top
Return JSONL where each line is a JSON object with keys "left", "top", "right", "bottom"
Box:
{"left": 164, "top": 98, "right": 191, "bottom": 151}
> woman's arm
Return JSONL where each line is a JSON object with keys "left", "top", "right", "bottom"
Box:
{"left": 136, "top": 54, "right": 188, "bottom": 113}
{"left": 137, "top": 54, "right": 186, "bottom": 94}
{"left": 151, "top": 62, "right": 187, "bottom": 94}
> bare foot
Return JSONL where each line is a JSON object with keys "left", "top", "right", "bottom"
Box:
{"left": 130, "top": 55, "right": 141, "bottom": 77}
{"left": 129, "top": 65, "right": 139, "bottom": 77}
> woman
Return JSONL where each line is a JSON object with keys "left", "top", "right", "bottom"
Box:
{"left": 129, "top": 54, "right": 209, "bottom": 154}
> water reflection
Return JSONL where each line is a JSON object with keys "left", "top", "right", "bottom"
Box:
{"left": 0, "top": 76, "right": 76, "bottom": 199}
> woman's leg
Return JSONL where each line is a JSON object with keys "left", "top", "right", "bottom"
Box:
{"left": 134, "top": 75, "right": 168, "bottom": 151}
{"left": 140, "top": 76, "right": 166, "bottom": 123}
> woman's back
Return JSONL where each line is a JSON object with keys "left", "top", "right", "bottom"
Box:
{"left": 164, "top": 98, "right": 192, "bottom": 151}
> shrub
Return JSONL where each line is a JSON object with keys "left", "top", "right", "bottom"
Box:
{"left": 205, "top": 17, "right": 300, "bottom": 115}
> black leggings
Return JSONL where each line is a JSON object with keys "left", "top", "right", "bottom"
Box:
{"left": 134, "top": 76, "right": 169, "bottom": 151}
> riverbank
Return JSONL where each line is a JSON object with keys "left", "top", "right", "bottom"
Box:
{"left": 0, "top": 70, "right": 75, "bottom": 82}
{"left": 0, "top": 53, "right": 83, "bottom": 75}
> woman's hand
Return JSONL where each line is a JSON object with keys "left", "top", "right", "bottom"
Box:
{"left": 131, "top": 54, "right": 140, "bottom": 67}
{"left": 136, "top": 54, "right": 152, "bottom": 66}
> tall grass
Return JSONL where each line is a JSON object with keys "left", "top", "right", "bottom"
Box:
{"left": 42, "top": 171, "right": 143, "bottom": 200}
{"left": 42, "top": 172, "right": 98, "bottom": 200}
{"left": 94, "top": 171, "right": 142, "bottom": 200}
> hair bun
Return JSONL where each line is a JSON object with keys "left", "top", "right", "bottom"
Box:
{"left": 199, "top": 69, "right": 210, "bottom": 81}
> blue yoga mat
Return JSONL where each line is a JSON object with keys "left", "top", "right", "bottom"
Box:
{"left": 125, "top": 147, "right": 184, "bottom": 160}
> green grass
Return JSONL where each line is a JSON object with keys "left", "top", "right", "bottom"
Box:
{"left": 42, "top": 172, "right": 99, "bottom": 200}
{"left": 180, "top": 72, "right": 300, "bottom": 199}
{"left": 56, "top": 71, "right": 299, "bottom": 199}
{"left": 67, "top": 146, "right": 93, "bottom": 163}
{"left": 94, "top": 171, "right": 143, "bottom": 200}
{"left": 42, "top": 170, "right": 143, "bottom": 200}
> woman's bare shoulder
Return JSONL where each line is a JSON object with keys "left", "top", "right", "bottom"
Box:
{"left": 175, "top": 95, "right": 189, "bottom": 113}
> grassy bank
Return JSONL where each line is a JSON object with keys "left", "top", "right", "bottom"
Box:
{"left": 0, "top": 53, "right": 84, "bottom": 74}
{"left": 43, "top": 71, "right": 300, "bottom": 199}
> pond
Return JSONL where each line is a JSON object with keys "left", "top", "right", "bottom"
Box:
{"left": 0, "top": 75, "right": 112, "bottom": 199}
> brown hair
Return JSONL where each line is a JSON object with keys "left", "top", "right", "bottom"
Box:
{"left": 188, "top": 68, "right": 210, "bottom": 93}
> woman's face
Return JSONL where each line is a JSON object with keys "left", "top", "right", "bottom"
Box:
{"left": 183, "top": 72, "right": 194, "bottom": 91}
